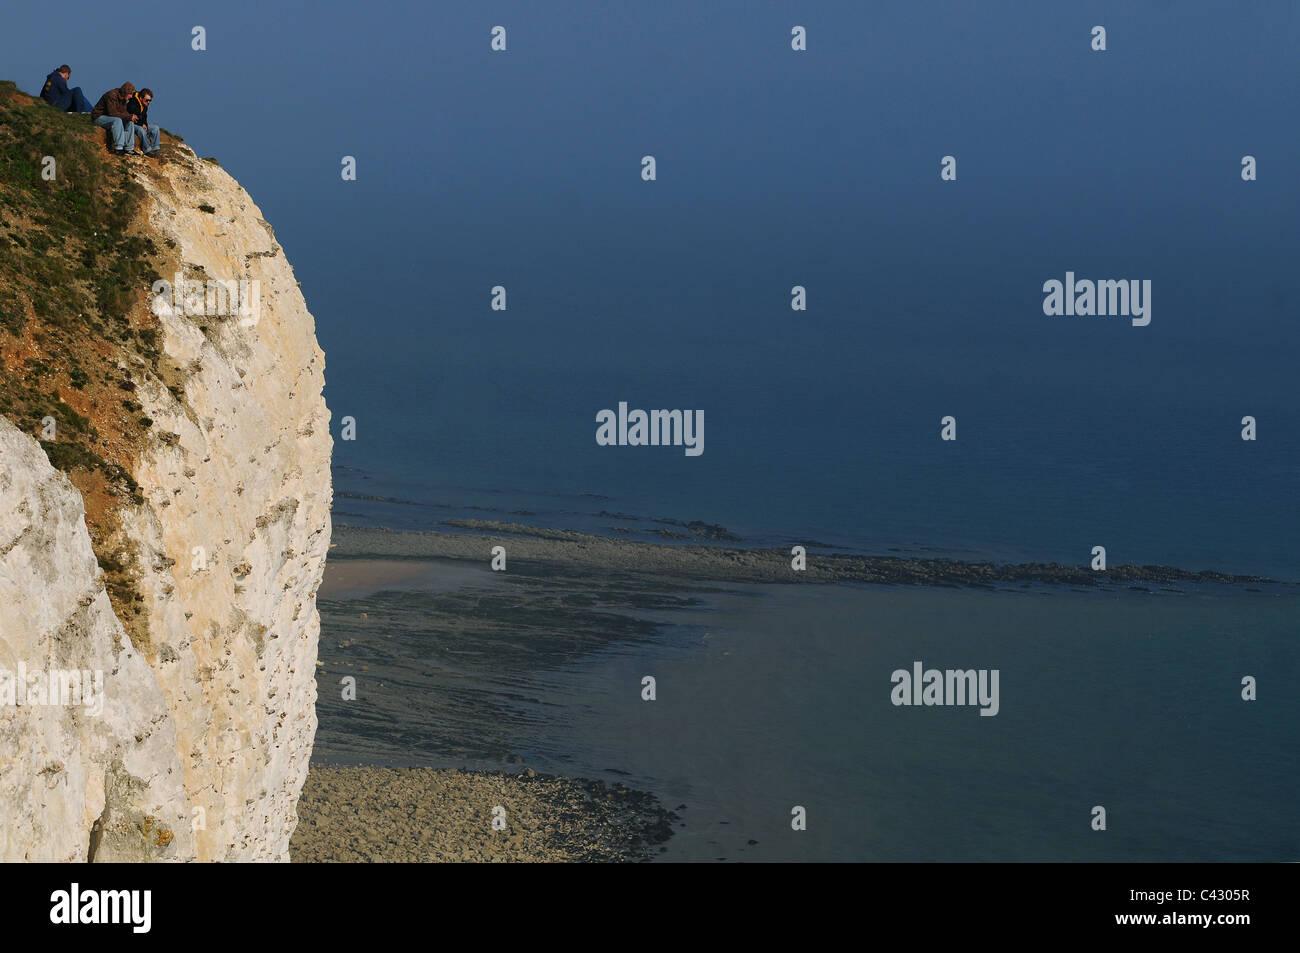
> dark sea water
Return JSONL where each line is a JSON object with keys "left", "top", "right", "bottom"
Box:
{"left": 572, "top": 584, "right": 1300, "bottom": 862}
{"left": 325, "top": 162, "right": 1300, "bottom": 579}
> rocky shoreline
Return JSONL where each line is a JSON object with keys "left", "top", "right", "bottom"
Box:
{"left": 332, "top": 522, "right": 1280, "bottom": 590}
{"left": 291, "top": 765, "right": 678, "bottom": 862}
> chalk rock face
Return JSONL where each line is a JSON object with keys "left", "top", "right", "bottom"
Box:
{"left": 0, "top": 419, "right": 193, "bottom": 862}
{"left": 0, "top": 144, "right": 332, "bottom": 861}
{"left": 126, "top": 147, "right": 333, "bottom": 861}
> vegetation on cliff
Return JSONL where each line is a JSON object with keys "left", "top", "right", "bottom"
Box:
{"left": 0, "top": 79, "right": 183, "bottom": 648}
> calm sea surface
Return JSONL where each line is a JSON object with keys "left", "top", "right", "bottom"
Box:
{"left": 315, "top": 573, "right": 1298, "bottom": 862}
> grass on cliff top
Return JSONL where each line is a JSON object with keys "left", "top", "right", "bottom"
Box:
{"left": 0, "top": 79, "right": 178, "bottom": 650}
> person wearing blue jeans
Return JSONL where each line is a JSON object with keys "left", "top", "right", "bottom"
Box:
{"left": 94, "top": 115, "right": 136, "bottom": 153}
{"left": 39, "top": 66, "right": 92, "bottom": 114}
{"left": 127, "top": 88, "right": 160, "bottom": 158}
{"left": 91, "top": 82, "right": 139, "bottom": 155}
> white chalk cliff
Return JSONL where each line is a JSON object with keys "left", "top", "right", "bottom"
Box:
{"left": 0, "top": 145, "right": 332, "bottom": 861}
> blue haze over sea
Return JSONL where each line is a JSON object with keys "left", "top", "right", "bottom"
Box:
{"left": 312, "top": 3, "right": 1299, "bottom": 579}
{"left": 7, "top": 0, "right": 1292, "bottom": 574}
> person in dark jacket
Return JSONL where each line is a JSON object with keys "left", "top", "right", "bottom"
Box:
{"left": 91, "top": 82, "right": 138, "bottom": 155}
{"left": 126, "top": 88, "right": 160, "bottom": 158}
{"left": 39, "top": 66, "right": 92, "bottom": 114}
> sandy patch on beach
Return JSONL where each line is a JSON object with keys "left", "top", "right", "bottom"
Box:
{"left": 317, "top": 559, "right": 438, "bottom": 599}
{"left": 318, "top": 557, "right": 504, "bottom": 600}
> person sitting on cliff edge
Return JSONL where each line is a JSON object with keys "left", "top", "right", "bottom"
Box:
{"left": 39, "top": 65, "right": 92, "bottom": 114}
{"left": 91, "top": 81, "right": 138, "bottom": 157}
{"left": 126, "top": 87, "right": 160, "bottom": 159}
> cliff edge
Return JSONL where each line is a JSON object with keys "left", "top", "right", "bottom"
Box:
{"left": 0, "top": 82, "right": 331, "bottom": 861}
